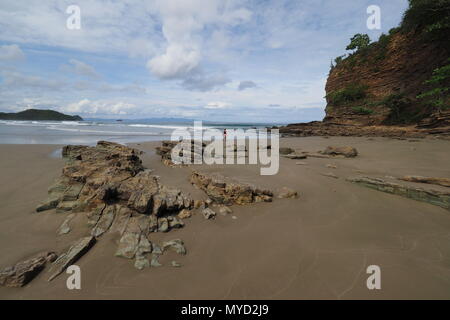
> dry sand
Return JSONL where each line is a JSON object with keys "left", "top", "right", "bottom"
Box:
{"left": 0, "top": 136, "right": 450, "bottom": 299}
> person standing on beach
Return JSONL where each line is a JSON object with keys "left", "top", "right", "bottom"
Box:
{"left": 223, "top": 128, "right": 227, "bottom": 140}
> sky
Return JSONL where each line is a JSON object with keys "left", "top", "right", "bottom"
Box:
{"left": 0, "top": 0, "right": 409, "bottom": 123}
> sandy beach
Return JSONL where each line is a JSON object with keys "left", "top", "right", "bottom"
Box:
{"left": 0, "top": 136, "right": 449, "bottom": 300}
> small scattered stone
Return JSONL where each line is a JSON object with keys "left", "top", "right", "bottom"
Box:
{"left": 218, "top": 206, "right": 233, "bottom": 216}
{"left": 296, "top": 162, "right": 307, "bottom": 165}
{"left": 326, "top": 164, "right": 337, "bottom": 169}
{"left": 202, "top": 208, "right": 216, "bottom": 220}
{"left": 171, "top": 261, "right": 181, "bottom": 268}
{"left": 321, "top": 172, "right": 339, "bottom": 179}
{"left": 277, "top": 187, "right": 299, "bottom": 199}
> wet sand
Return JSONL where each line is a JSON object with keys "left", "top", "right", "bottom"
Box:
{"left": 0, "top": 136, "right": 450, "bottom": 299}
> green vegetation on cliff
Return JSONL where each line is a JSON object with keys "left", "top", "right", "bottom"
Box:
{"left": 0, "top": 109, "right": 83, "bottom": 121}
{"left": 326, "top": 0, "right": 449, "bottom": 125}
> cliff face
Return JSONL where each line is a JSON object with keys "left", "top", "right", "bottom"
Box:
{"left": 324, "top": 30, "right": 448, "bottom": 126}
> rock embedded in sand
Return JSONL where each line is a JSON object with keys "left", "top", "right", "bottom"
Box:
{"left": 282, "top": 154, "right": 307, "bottom": 160}
{"left": 190, "top": 171, "right": 273, "bottom": 205}
{"left": 218, "top": 205, "right": 233, "bottom": 215}
{"left": 162, "top": 239, "right": 187, "bottom": 255}
{"left": 321, "top": 172, "right": 339, "bottom": 179}
{"left": 48, "top": 236, "right": 96, "bottom": 281}
{"left": 58, "top": 213, "right": 75, "bottom": 235}
{"left": 0, "top": 252, "right": 57, "bottom": 287}
{"left": 398, "top": 176, "right": 450, "bottom": 188}
{"left": 322, "top": 146, "right": 358, "bottom": 158}
{"left": 277, "top": 187, "right": 299, "bottom": 199}
{"left": 347, "top": 176, "right": 450, "bottom": 210}
{"left": 279, "top": 147, "right": 295, "bottom": 155}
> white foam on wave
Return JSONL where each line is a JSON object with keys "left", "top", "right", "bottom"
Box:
{"left": 46, "top": 126, "right": 164, "bottom": 136}
{"left": 128, "top": 124, "right": 189, "bottom": 130}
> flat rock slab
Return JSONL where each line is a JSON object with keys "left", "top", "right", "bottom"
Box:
{"left": 48, "top": 236, "right": 96, "bottom": 281}
{"left": 348, "top": 176, "right": 450, "bottom": 210}
{"left": 399, "top": 176, "right": 450, "bottom": 188}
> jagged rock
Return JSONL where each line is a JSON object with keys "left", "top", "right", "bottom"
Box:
{"left": 152, "top": 244, "right": 163, "bottom": 255}
{"left": 162, "top": 239, "right": 187, "bottom": 255}
{"left": 115, "top": 232, "right": 140, "bottom": 259}
{"left": 157, "top": 218, "right": 169, "bottom": 232}
{"left": 193, "top": 200, "right": 204, "bottom": 209}
{"left": 134, "top": 256, "right": 150, "bottom": 270}
{"left": 150, "top": 254, "right": 162, "bottom": 267}
{"left": 398, "top": 176, "right": 450, "bottom": 188}
{"left": 168, "top": 216, "right": 184, "bottom": 229}
{"left": 37, "top": 141, "right": 197, "bottom": 269}
{"left": 348, "top": 176, "right": 450, "bottom": 210}
{"left": 91, "top": 205, "right": 116, "bottom": 237}
{"left": 322, "top": 146, "right": 358, "bottom": 158}
{"left": 0, "top": 252, "right": 57, "bottom": 287}
{"left": 277, "top": 187, "right": 299, "bottom": 199}
{"left": 178, "top": 209, "right": 192, "bottom": 219}
{"left": 48, "top": 236, "right": 95, "bottom": 281}
{"left": 58, "top": 213, "right": 75, "bottom": 235}
{"left": 133, "top": 236, "right": 152, "bottom": 270}
{"left": 279, "top": 147, "right": 295, "bottom": 155}
{"left": 190, "top": 171, "right": 273, "bottom": 205}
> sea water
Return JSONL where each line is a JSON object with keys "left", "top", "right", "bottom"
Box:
{"left": 0, "top": 119, "right": 277, "bottom": 145}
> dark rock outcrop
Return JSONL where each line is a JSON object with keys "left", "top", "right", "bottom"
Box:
{"left": 0, "top": 252, "right": 57, "bottom": 287}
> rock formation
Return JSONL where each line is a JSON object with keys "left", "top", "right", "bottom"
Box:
{"left": 190, "top": 171, "right": 273, "bottom": 205}
{"left": 0, "top": 252, "right": 57, "bottom": 287}
{"left": 347, "top": 176, "right": 450, "bottom": 210}
{"left": 35, "top": 141, "right": 196, "bottom": 277}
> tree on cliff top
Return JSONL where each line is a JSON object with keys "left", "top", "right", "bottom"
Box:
{"left": 346, "top": 34, "right": 370, "bottom": 52}
{"left": 402, "top": 0, "right": 450, "bottom": 42}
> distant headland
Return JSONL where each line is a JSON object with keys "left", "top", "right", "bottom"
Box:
{"left": 0, "top": 109, "right": 83, "bottom": 121}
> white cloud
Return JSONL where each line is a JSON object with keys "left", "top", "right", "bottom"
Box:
{"left": 204, "top": 101, "right": 231, "bottom": 109}
{"left": 64, "top": 99, "right": 136, "bottom": 115}
{"left": 0, "top": 44, "right": 25, "bottom": 61}
{"left": 146, "top": 0, "right": 251, "bottom": 85}
{"left": 1, "top": 71, "right": 64, "bottom": 90}
{"left": 63, "top": 59, "right": 100, "bottom": 79}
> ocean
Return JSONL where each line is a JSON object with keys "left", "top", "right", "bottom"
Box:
{"left": 0, "top": 119, "right": 279, "bottom": 145}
